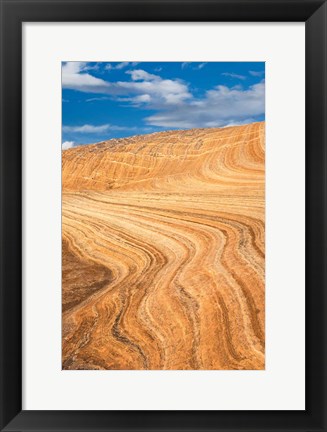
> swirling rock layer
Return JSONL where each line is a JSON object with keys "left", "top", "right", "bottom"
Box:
{"left": 62, "top": 122, "right": 265, "bottom": 370}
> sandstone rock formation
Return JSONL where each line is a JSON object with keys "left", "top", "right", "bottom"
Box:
{"left": 62, "top": 122, "right": 265, "bottom": 370}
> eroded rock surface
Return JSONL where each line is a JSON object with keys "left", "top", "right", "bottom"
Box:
{"left": 62, "top": 122, "right": 265, "bottom": 370}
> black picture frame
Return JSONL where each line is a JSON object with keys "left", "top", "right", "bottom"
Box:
{"left": 0, "top": 0, "right": 326, "bottom": 431}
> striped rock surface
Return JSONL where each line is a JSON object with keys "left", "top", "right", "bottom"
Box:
{"left": 62, "top": 122, "right": 265, "bottom": 370}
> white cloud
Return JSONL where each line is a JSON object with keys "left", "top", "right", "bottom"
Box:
{"left": 85, "top": 97, "right": 110, "bottom": 102}
{"left": 62, "top": 63, "right": 264, "bottom": 129}
{"left": 181, "top": 62, "right": 206, "bottom": 70}
{"left": 127, "top": 69, "right": 158, "bottom": 81}
{"left": 133, "top": 94, "right": 152, "bottom": 103}
{"left": 63, "top": 124, "right": 139, "bottom": 134}
{"left": 62, "top": 63, "right": 191, "bottom": 106}
{"left": 118, "top": 69, "right": 192, "bottom": 105}
{"left": 62, "top": 62, "right": 111, "bottom": 93}
{"left": 145, "top": 81, "right": 265, "bottom": 128}
{"left": 109, "top": 125, "right": 138, "bottom": 131}
{"left": 62, "top": 141, "right": 75, "bottom": 150}
{"left": 222, "top": 119, "right": 255, "bottom": 128}
{"left": 249, "top": 70, "right": 265, "bottom": 77}
{"left": 222, "top": 72, "right": 246, "bottom": 80}
{"left": 84, "top": 63, "right": 100, "bottom": 71}
{"left": 63, "top": 124, "right": 110, "bottom": 133}
{"left": 115, "top": 62, "right": 130, "bottom": 70}
{"left": 105, "top": 62, "right": 139, "bottom": 71}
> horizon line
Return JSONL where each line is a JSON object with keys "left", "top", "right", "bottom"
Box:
{"left": 62, "top": 120, "right": 265, "bottom": 151}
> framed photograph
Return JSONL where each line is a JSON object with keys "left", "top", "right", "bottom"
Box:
{"left": 0, "top": 0, "right": 326, "bottom": 431}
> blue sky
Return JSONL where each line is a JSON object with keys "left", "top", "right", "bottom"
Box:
{"left": 62, "top": 62, "right": 265, "bottom": 149}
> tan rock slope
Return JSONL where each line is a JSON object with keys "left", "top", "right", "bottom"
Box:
{"left": 62, "top": 122, "right": 265, "bottom": 370}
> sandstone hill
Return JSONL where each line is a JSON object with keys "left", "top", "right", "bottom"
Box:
{"left": 62, "top": 122, "right": 265, "bottom": 370}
